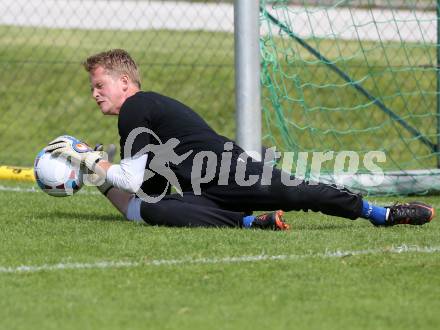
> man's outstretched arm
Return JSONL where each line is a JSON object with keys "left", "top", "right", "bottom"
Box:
{"left": 96, "top": 155, "right": 148, "bottom": 194}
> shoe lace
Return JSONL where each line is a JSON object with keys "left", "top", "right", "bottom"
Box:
{"left": 390, "top": 203, "right": 417, "bottom": 220}
{"left": 255, "top": 214, "right": 269, "bottom": 222}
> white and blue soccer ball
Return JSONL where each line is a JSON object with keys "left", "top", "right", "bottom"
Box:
{"left": 34, "top": 149, "right": 84, "bottom": 197}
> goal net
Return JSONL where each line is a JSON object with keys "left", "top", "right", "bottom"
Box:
{"left": 260, "top": 0, "right": 440, "bottom": 195}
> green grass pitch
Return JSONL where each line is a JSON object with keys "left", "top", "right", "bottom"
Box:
{"left": 1, "top": 24, "right": 440, "bottom": 329}
{"left": 0, "top": 180, "right": 439, "bottom": 329}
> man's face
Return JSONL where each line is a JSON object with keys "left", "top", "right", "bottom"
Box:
{"left": 89, "top": 66, "right": 126, "bottom": 115}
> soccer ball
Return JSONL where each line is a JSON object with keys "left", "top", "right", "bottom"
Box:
{"left": 34, "top": 150, "right": 84, "bottom": 197}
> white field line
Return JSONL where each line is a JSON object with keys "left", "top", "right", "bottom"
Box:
{"left": 0, "top": 0, "right": 436, "bottom": 42}
{"left": 0, "top": 185, "right": 99, "bottom": 195}
{"left": 1, "top": 245, "right": 439, "bottom": 274}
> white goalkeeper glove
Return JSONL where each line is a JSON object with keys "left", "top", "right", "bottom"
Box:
{"left": 44, "top": 135, "right": 103, "bottom": 173}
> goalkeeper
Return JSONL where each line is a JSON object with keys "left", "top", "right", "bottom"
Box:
{"left": 45, "top": 49, "right": 434, "bottom": 230}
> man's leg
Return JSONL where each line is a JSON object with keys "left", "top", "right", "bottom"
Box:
{"left": 139, "top": 193, "right": 245, "bottom": 227}
{"left": 95, "top": 180, "right": 244, "bottom": 227}
{"left": 205, "top": 165, "right": 363, "bottom": 219}
{"left": 98, "top": 182, "right": 289, "bottom": 229}
{"left": 139, "top": 193, "right": 289, "bottom": 229}
{"left": 204, "top": 164, "right": 434, "bottom": 226}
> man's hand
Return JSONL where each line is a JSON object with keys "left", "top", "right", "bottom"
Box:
{"left": 44, "top": 135, "right": 103, "bottom": 172}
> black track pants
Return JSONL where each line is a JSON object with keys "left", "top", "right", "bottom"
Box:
{"left": 140, "top": 193, "right": 245, "bottom": 228}
{"left": 139, "top": 173, "right": 245, "bottom": 228}
{"left": 138, "top": 162, "right": 363, "bottom": 228}
{"left": 203, "top": 167, "right": 363, "bottom": 220}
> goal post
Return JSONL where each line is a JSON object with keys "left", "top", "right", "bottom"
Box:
{"left": 234, "top": 0, "right": 262, "bottom": 158}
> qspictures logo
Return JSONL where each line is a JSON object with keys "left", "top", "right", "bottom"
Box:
{"left": 120, "top": 128, "right": 386, "bottom": 203}
{"left": 124, "top": 127, "right": 192, "bottom": 203}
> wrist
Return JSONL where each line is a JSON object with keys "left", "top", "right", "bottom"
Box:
{"left": 97, "top": 180, "right": 114, "bottom": 196}
{"left": 84, "top": 152, "right": 103, "bottom": 172}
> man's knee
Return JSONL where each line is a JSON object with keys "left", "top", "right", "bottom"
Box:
{"left": 274, "top": 180, "right": 331, "bottom": 209}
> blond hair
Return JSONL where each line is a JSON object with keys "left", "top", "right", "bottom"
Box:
{"left": 83, "top": 49, "right": 141, "bottom": 88}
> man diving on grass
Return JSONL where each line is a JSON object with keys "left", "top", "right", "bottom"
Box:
{"left": 44, "top": 49, "right": 435, "bottom": 230}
